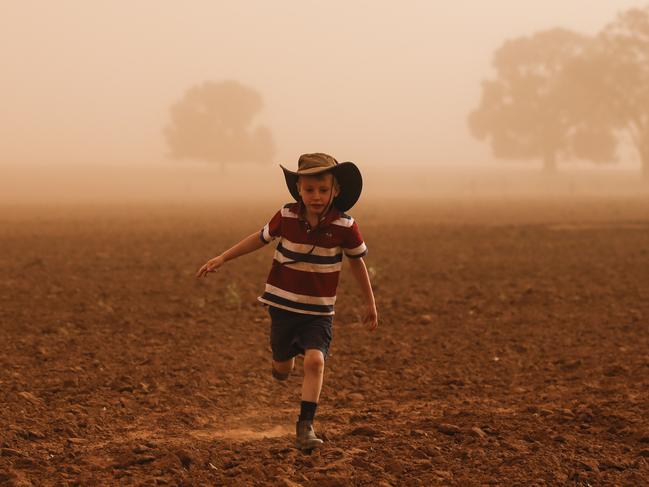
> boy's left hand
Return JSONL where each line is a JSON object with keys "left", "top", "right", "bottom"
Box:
{"left": 362, "top": 304, "right": 378, "bottom": 331}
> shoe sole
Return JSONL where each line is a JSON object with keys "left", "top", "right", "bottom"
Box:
{"left": 296, "top": 439, "right": 324, "bottom": 451}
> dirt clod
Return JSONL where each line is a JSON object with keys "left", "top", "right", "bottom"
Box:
{"left": 437, "top": 423, "right": 461, "bottom": 435}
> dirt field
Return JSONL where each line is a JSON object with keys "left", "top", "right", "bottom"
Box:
{"left": 1, "top": 198, "right": 649, "bottom": 486}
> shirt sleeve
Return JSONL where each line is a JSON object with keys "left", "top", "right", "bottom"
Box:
{"left": 342, "top": 220, "right": 368, "bottom": 259}
{"left": 260, "top": 209, "right": 282, "bottom": 244}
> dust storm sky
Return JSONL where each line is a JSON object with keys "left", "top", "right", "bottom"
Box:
{"left": 1, "top": 0, "right": 643, "bottom": 169}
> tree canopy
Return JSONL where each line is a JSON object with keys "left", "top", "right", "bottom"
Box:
{"left": 599, "top": 6, "right": 649, "bottom": 178}
{"left": 470, "top": 6, "right": 649, "bottom": 177}
{"left": 468, "top": 28, "right": 617, "bottom": 172}
{"left": 164, "top": 80, "right": 275, "bottom": 168}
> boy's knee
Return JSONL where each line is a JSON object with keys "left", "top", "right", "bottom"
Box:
{"left": 271, "top": 367, "right": 289, "bottom": 381}
{"left": 272, "top": 358, "right": 294, "bottom": 381}
{"left": 303, "top": 350, "right": 325, "bottom": 374}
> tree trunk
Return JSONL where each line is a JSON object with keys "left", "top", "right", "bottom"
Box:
{"left": 637, "top": 130, "right": 649, "bottom": 182}
{"left": 640, "top": 139, "right": 649, "bottom": 181}
{"left": 543, "top": 150, "right": 557, "bottom": 173}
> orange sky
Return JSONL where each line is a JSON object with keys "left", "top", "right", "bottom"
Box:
{"left": 1, "top": 0, "right": 643, "bottom": 168}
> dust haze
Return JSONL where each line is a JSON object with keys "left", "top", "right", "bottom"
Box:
{"left": 1, "top": 1, "right": 648, "bottom": 206}
{"left": 3, "top": 4, "right": 649, "bottom": 484}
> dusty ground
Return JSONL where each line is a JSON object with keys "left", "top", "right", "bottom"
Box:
{"left": 1, "top": 198, "right": 649, "bottom": 486}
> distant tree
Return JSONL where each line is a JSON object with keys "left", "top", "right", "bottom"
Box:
{"left": 468, "top": 28, "right": 617, "bottom": 172}
{"left": 164, "top": 80, "right": 275, "bottom": 169}
{"left": 595, "top": 6, "right": 649, "bottom": 179}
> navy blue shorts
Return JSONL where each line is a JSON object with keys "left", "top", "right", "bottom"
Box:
{"left": 268, "top": 306, "right": 333, "bottom": 362}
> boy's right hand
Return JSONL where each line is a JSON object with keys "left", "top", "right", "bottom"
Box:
{"left": 363, "top": 304, "right": 378, "bottom": 332}
{"left": 196, "top": 255, "right": 225, "bottom": 278}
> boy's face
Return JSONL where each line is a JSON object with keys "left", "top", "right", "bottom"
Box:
{"left": 297, "top": 173, "right": 339, "bottom": 216}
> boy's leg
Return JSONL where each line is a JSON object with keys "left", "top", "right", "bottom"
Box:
{"left": 296, "top": 348, "right": 325, "bottom": 450}
{"left": 268, "top": 306, "right": 298, "bottom": 381}
{"left": 301, "top": 349, "right": 325, "bottom": 402}
{"left": 272, "top": 357, "right": 295, "bottom": 381}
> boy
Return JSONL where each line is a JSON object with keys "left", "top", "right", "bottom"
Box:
{"left": 196, "top": 153, "right": 378, "bottom": 451}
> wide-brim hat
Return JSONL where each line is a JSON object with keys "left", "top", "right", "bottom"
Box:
{"left": 280, "top": 153, "right": 362, "bottom": 212}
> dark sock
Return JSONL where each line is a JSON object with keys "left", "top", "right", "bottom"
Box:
{"left": 299, "top": 401, "right": 318, "bottom": 422}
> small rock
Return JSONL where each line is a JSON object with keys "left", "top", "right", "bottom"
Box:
{"left": 348, "top": 393, "right": 364, "bottom": 402}
{"left": 437, "top": 423, "right": 461, "bottom": 435}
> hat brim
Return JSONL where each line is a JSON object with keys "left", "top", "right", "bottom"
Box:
{"left": 281, "top": 161, "right": 362, "bottom": 212}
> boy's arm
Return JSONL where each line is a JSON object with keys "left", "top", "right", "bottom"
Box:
{"left": 347, "top": 257, "right": 378, "bottom": 331}
{"left": 196, "top": 232, "right": 265, "bottom": 278}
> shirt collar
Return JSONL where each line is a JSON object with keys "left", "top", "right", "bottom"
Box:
{"left": 296, "top": 201, "right": 341, "bottom": 228}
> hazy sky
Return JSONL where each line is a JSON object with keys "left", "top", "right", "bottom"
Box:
{"left": 1, "top": 1, "right": 644, "bottom": 168}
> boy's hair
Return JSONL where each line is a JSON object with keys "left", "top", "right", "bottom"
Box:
{"left": 297, "top": 172, "right": 340, "bottom": 193}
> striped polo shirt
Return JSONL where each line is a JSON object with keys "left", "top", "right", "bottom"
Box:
{"left": 257, "top": 203, "right": 368, "bottom": 316}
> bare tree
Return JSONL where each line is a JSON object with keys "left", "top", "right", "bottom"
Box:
{"left": 164, "top": 80, "right": 275, "bottom": 170}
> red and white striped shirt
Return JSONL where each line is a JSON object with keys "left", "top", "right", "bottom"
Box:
{"left": 257, "top": 203, "right": 367, "bottom": 315}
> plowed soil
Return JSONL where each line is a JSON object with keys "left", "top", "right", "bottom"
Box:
{"left": 1, "top": 198, "right": 649, "bottom": 486}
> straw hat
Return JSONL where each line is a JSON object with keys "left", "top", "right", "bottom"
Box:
{"left": 280, "top": 153, "right": 363, "bottom": 212}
